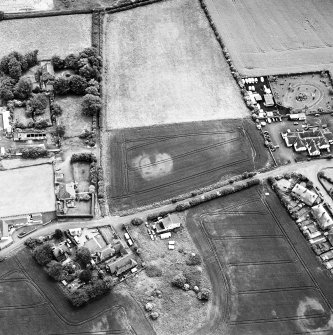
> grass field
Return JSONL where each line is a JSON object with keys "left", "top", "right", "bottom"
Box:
{"left": 0, "top": 164, "right": 55, "bottom": 217}
{"left": 0, "top": 14, "right": 91, "bottom": 59}
{"left": 205, "top": 0, "right": 333, "bottom": 76}
{"left": 103, "top": 0, "right": 248, "bottom": 130}
{"left": 186, "top": 184, "right": 333, "bottom": 334}
{"left": 104, "top": 119, "right": 270, "bottom": 212}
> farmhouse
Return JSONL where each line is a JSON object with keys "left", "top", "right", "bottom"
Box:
{"left": 311, "top": 204, "right": 333, "bottom": 230}
{"left": 156, "top": 214, "right": 181, "bottom": 234}
{"left": 291, "top": 184, "right": 318, "bottom": 206}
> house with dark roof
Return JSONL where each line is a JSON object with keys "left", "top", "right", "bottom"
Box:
{"left": 294, "top": 138, "right": 306, "bottom": 152}
{"left": 312, "top": 204, "right": 333, "bottom": 230}
{"left": 307, "top": 139, "right": 320, "bottom": 156}
{"left": 291, "top": 184, "right": 318, "bottom": 206}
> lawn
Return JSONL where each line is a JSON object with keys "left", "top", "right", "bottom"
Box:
{"left": 205, "top": 0, "right": 333, "bottom": 76}
{"left": 0, "top": 14, "right": 91, "bottom": 59}
{"left": 186, "top": 184, "right": 333, "bottom": 334}
{"left": 0, "top": 164, "right": 55, "bottom": 217}
{"left": 56, "top": 95, "right": 91, "bottom": 138}
{"left": 72, "top": 162, "right": 90, "bottom": 192}
{"left": 103, "top": 0, "right": 248, "bottom": 130}
{"left": 104, "top": 118, "right": 271, "bottom": 212}
{"left": 13, "top": 107, "right": 33, "bottom": 128}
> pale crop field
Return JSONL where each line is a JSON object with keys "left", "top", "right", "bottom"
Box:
{"left": 0, "top": 164, "right": 55, "bottom": 217}
{"left": 205, "top": 0, "right": 333, "bottom": 76}
{"left": 103, "top": 0, "right": 248, "bottom": 130}
{"left": 0, "top": 0, "right": 54, "bottom": 12}
{"left": 0, "top": 14, "right": 92, "bottom": 59}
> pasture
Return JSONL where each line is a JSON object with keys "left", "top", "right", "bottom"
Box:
{"left": 270, "top": 73, "right": 333, "bottom": 113}
{"left": 104, "top": 119, "right": 270, "bottom": 212}
{"left": 0, "top": 14, "right": 91, "bottom": 59}
{"left": 205, "top": 0, "right": 333, "bottom": 76}
{"left": 0, "top": 164, "right": 55, "bottom": 217}
{"left": 186, "top": 184, "right": 333, "bottom": 334}
{"left": 103, "top": 0, "right": 248, "bottom": 130}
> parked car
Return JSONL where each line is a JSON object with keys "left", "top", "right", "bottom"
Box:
{"left": 18, "top": 231, "right": 27, "bottom": 238}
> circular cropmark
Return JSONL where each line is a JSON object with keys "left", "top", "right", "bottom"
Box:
{"left": 282, "top": 83, "right": 324, "bottom": 111}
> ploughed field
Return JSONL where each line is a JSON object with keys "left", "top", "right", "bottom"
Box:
{"left": 186, "top": 184, "right": 333, "bottom": 335}
{"left": 103, "top": 0, "right": 248, "bottom": 130}
{"left": 0, "top": 250, "right": 153, "bottom": 335}
{"left": 205, "top": 0, "right": 333, "bottom": 76}
{"left": 105, "top": 119, "right": 270, "bottom": 212}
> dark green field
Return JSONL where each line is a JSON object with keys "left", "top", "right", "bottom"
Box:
{"left": 186, "top": 184, "right": 333, "bottom": 335}
{"left": 105, "top": 119, "right": 270, "bottom": 212}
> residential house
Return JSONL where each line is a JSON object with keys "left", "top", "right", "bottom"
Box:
{"left": 52, "top": 245, "right": 67, "bottom": 262}
{"left": 312, "top": 204, "right": 333, "bottom": 230}
{"left": 0, "top": 220, "right": 9, "bottom": 239}
{"left": 291, "top": 184, "right": 318, "bottom": 206}
{"left": 263, "top": 94, "right": 274, "bottom": 106}
{"left": 320, "top": 250, "right": 333, "bottom": 262}
{"left": 307, "top": 139, "right": 320, "bottom": 156}
{"left": 294, "top": 138, "right": 306, "bottom": 152}
{"left": 289, "top": 113, "right": 306, "bottom": 121}
{"left": 156, "top": 214, "right": 181, "bottom": 234}
{"left": 116, "top": 258, "right": 137, "bottom": 276}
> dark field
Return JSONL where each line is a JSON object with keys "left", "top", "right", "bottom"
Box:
{"left": 186, "top": 184, "right": 333, "bottom": 335}
{"left": 105, "top": 119, "right": 270, "bottom": 212}
{"left": 0, "top": 249, "right": 154, "bottom": 335}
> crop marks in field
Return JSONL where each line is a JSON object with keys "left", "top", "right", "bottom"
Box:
{"left": 103, "top": 0, "right": 248, "bottom": 130}
{"left": 186, "top": 185, "right": 333, "bottom": 334}
{"left": 105, "top": 119, "right": 270, "bottom": 212}
{"left": 205, "top": 0, "right": 333, "bottom": 76}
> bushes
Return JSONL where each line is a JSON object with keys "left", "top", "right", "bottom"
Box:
{"left": 197, "top": 288, "right": 210, "bottom": 301}
{"left": 28, "top": 93, "right": 48, "bottom": 115}
{"left": 35, "top": 120, "right": 49, "bottom": 129}
{"left": 70, "top": 152, "right": 97, "bottom": 164}
{"left": 54, "top": 229, "right": 63, "bottom": 240}
{"left": 33, "top": 242, "right": 54, "bottom": 266}
{"left": 145, "top": 264, "right": 162, "bottom": 277}
{"left": 69, "top": 75, "right": 88, "bottom": 95}
{"left": 131, "top": 218, "right": 144, "bottom": 226}
{"left": 79, "top": 269, "right": 92, "bottom": 283}
{"left": 21, "top": 147, "right": 48, "bottom": 159}
{"left": 46, "top": 261, "right": 65, "bottom": 281}
{"left": 76, "top": 247, "right": 91, "bottom": 266}
{"left": 184, "top": 268, "right": 202, "bottom": 288}
{"left": 51, "top": 55, "right": 65, "bottom": 71}
{"left": 171, "top": 273, "right": 187, "bottom": 289}
{"left": 53, "top": 77, "right": 70, "bottom": 95}
{"left": 24, "top": 237, "right": 43, "bottom": 249}
{"left": 13, "top": 77, "right": 32, "bottom": 100}
{"left": 81, "top": 94, "right": 102, "bottom": 116}
{"left": 186, "top": 253, "right": 202, "bottom": 266}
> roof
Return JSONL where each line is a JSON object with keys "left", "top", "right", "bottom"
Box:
{"left": 323, "top": 131, "right": 333, "bottom": 142}
{"left": 294, "top": 137, "right": 306, "bottom": 151}
{"left": 300, "top": 130, "right": 322, "bottom": 139}
{"left": 263, "top": 94, "right": 274, "bottom": 106}
{"left": 0, "top": 220, "right": 9, "bottom": 238}
{"left": 116, "top": 258, "right": 137, "bottom": 276}
{"left": 312, "top": 204, "right": 333, "bottom": 230}
{"left": 285, "top": 136, "right": 297, "bottom": 147}
{"left": 99, "top": 245, "right": 116, "bottom": 261}
{"left": 307, "top": 140, "right": 320, "bottom": 156}
{"left": 291, "top": 184, "right": 318, "bottom": 206}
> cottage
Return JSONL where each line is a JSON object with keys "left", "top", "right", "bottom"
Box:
{"left": 291, "top": 184, "right": 318, "bottom": 206}
{"left": 312, "top": 204, "right": 333, "bottom": 230}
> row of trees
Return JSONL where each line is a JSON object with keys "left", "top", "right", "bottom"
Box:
{"left": 21, "top": 146, "right": 48, "bottom": 159}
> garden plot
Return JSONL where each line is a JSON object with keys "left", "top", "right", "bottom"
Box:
{"left": 104, "top": 119, "right": 270, "bottom": 212}
{"left": 0, "top": 14, "right": 91, "bottom": 59}
{"left": 0, "top": 164, "right": 55, "bottom": 217}
{"left": 186, "top": 185, "right": 333, "bottom": 335}
{"left": 103, "top": 0, "right": 248, "bottom": 129}
{"left": 56, "top": 95, "right": 91, "bottom": 138}
{"left": 72, "top": 161, "right": 90, "bottom": 192}
{"left": 270, "top": 73, "right": 333, "bottom": 113}
{"left": 205, "top": 0, "right": 333, "bottom": 76}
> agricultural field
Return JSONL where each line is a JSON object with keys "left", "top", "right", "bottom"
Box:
{"left": 205, "top": 0, "right": 333, "bottom": 76}
{"left": 103, "top": 0, "right": 248, "bottom": 130}
{"left": 0, "top": 0, "right": 54, "bottom": 12}
{"left": 104, "top": 119, "right": 271, "bottom": 212}
{"left": 270, "top": 73, "right": 333, "bottom": 113}
{"left": 0, "top": 164, "right": 55, "bottom": 217}
{"left": 0, "top": 252, "right": 153, "bottom": 335}
{"left": 186, "top": 184, "right": 333, "bottom": 334}
{"left": 0, "top": 14, "right": 91, "bottom": 59}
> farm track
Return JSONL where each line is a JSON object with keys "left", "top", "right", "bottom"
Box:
{"left": 126, "top": 137, "right": 240, "bottom": 171}
{"left": 111, "top": 157, "right": 251, "bottom": 199}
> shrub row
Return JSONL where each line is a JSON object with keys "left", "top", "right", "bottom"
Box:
{"left": 21, "top": 146, "right": 48, "bottom": 159}
{"left": 70, "top": 152, "right": 97, "bottom": 164}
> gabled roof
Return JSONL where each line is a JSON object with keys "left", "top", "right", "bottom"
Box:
{"left": 307, "top": 139, "right": 320, "bottom": 156}
{"left": 323, "top": 131, "right": 333, "bottom": 142}
{"left": 291, "top": 184, "right": 318, "bottom": 206}
{"left": 312, "top": 204, "right": 333, "bottom": 230}
{"left": 294, "top": 137, "right": 306, "bottom": 150}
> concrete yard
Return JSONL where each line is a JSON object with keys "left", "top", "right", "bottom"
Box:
{"left": 0, "top": 164, "right": 55, "bottom": 217}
